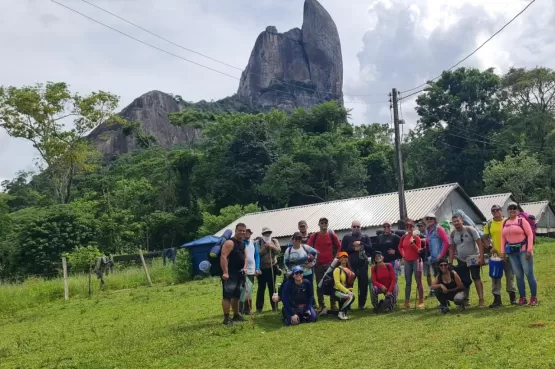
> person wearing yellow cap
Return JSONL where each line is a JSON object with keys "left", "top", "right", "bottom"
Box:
{"left": 333, "top": 252, "right": 356, "bottom": 320}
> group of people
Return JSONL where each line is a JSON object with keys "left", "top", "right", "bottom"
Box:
{"left": 219, "top": 202, "right": 538, "bottom": 326}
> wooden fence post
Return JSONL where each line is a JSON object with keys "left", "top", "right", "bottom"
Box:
{"left": 62, "top": 257, "right": 69, "bottom": 301}
{"left": 138, "top": 249, "right": 153, "bottom": 287}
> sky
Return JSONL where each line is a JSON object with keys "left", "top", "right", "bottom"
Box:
{"left": 1, "top": 0, "right": 553, "bottom": 184}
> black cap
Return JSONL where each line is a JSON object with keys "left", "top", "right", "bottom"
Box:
{"left": 292, "top": 231, "right": 302, "bottom": 238}
{"left": 374, "top": 251, "right": 383, "bottom": 256}
{"left": 319, "top": 217, "right": 328, "bottom": 223}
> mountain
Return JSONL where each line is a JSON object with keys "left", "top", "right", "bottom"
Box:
{"left": 237, "top": 0, "right": 343, "bottom": 110}
{"left": 88, "top": 0, "right": 343, "bottom": 157}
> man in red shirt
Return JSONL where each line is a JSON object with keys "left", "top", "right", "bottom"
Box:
{"left": 307, "top": 217, "right": 342, "bottom": 314}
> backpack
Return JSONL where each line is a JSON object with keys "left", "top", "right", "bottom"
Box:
{"left": 285, "top": 245, "right": 314, "bottom": 272}
{"left": 518, "top": 212, "right": 537, "bottom": 243}
{"left": 208, "top": 229, "right": 233, "bottom": 275}
{"left": 311, "top": 229, "right": 341, "bottom": 256}
{"left": 450, "top": 226, "right": 478, "bottom": 245}
{"left": 502, "top": 216, "right": 535, "bottom": 247}
{"left": 320, "top": 266, "right": 355, "bottom": 296}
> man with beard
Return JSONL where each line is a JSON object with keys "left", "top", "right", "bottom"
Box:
{"left": 341, "top": 220, "right": 372, "bottom": 309}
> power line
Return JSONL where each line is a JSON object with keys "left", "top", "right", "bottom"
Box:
{"left": 77, "top": 0, "right": 388, "bottom": 99}
{"left": 400, "top": 0, "right": 537, "bottom": 94}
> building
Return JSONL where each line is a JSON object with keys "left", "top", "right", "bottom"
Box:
{"left": 471, "top": 193, "right": 521, "bottom": 219}
{"left": 216, "top": 183, "right": 486, "bottom": 246}
{"left": 520, "top": 201, "right": 555, "bottom": 235}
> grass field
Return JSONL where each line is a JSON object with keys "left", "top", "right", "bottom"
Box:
{"left": 1, "top": 244, "right": 555, "bottom": 369}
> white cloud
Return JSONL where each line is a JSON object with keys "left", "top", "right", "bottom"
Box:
{"left": 0, "top": 0, "right": 553, "bottom": 181}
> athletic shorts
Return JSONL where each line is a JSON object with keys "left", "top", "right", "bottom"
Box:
{"left": 457, "top": 260, "right": 481, "bottom": 281}
{"left": 222, "top": 273, "right": 243, "bottom": 300}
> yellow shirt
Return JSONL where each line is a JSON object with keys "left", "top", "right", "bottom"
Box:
{"left": 484, "top": 218, "right": 504, "bottom": 251}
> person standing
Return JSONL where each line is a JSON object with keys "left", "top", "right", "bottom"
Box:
{"left": 425, "top": 213, "right": 450, "bottom": 277}
{"left": 377, "top": 222, "right": 402, "bottom": 275}
{"left": 398, "top": 219, "right": 424, "bottom": 309}
{"left": 256, "top": 227, "right": 281, "bottom": 313}
{"left": 283, "top": 231, "right": 319, "bottom": 285}
{"left": 220, "top": 223, "right": 248, "bottom": 325}
{"left": 307, "top": 217, "right": 342, "bottom": 314}
{"left": 240, "top": 229, "right": 261, "bottom": 314}
{"left": 370, "top": 251, "right": 398, "bottom": 313}
{"left": 297, "top": 220, "right": 312, "bottom": 244}
{"left": 482, "top": 205, "right": 517, "bottom": 307}
{"left": 502, "top": 202, "right": 538, "bottom": 306}
{"left": 341, "top": 220, "right": 372, "bottom": 309}
{"left": 417, "top": 220, "right": 433, "bottom": 297}
{"left": 449, "top": 214, "right": 485, "bottom": 307}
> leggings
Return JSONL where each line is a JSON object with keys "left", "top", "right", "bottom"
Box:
{"left": 404, "top": 260, "right": 424, "bottom": 301}
{"left": 371, "top": 285, "right": 398, "bottom": 308}
{"left": 334, "top": 291, "right": 355, "bottom": 312}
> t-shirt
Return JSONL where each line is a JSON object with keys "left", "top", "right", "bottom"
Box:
{"left": 284, "top": 244, "right": 317, "bottom": 276}
{"left": 483, "top": 218, "right": 504, "bottom": 251}
{"left": 449, "top": 227, "right": 480, "bottom": 261}
{"left": 307, "top": 231, "right": 341, "bottom": 265}
{"left": 377, "top": 233, "right": 402, "bottom": 263}
{"left": 399, "top": 234, "right": 422, "bottom": 262}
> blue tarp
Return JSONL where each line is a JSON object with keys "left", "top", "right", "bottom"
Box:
{"left": 181, "top": 235, "right": 221, "bottom": 248}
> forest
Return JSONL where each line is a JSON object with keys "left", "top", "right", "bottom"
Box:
{"left": 1, "top": 66, "right": 554, "bottom": 279}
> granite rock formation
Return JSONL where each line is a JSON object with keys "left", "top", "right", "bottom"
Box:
{"left": 237, "top": 0, "right": 343, "bottom": 110}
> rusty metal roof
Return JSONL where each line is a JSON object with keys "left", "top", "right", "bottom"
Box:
{"left": 216, "top": 183, "right": 480, "bottom": 238}
{"left": 471, "top": 193, "right": 515, "bottom": 215}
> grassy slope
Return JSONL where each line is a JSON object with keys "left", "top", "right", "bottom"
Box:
{"left": 1, "top": 244, "right": 555, "bottom": 369}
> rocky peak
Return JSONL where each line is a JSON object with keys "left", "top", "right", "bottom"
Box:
{"left": 237, "top": 0, "right": 343, "bottom": 110}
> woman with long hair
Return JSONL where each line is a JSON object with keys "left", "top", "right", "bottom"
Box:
{"left": 399, "top": 219, "right": 424, "bottom": 309}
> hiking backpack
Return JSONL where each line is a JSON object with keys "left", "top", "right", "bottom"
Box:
{"left": 518, "top": 212, "right": 537, "bottom": 243}
{"left": 208, "top": 229, "right": 233, "bottom": 275}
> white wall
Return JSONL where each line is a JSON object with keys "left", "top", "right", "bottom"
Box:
{"left": 435, "top": 191, "right": 484, "bottom": 228}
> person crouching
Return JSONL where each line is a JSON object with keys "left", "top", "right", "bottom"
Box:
{"left": 370, "top": 251, "right": 398, "bottom": 313}
{"left": 431, "top": 258, "right": 465, "bottom": 314}
{"left": 281, "top": 266, "right": 317, "bottom": 326}
{"left": 334, "top": 252, "right": 356, "bottom": 320}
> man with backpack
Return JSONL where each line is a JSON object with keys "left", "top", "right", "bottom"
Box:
{"left": 482, "top": 204, "right": 517, "bottom": 307}
{"left": 449, "top": 214, "right": 485, "bottom": 307}
{"left": 255, "top": 226, "right": 281, "bottom": 313}
{"left": 370, "top": 251, "right": 397, "bottom": 313}
{"left": 220, "top": 223, "right": 249, "bottom": 325}
{"left": 341, "top": 220, "right": 372, "bottom": 309}
{"left": 307, "top": 217, "right": 342, "bottom": 314}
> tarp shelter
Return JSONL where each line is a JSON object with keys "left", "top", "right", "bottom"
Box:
{"left": 182, "top": 235, "right": 221, "bottom": 275}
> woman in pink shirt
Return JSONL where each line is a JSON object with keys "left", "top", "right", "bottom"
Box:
{"left": 501, "top": 202, "right": 537, "bottom": 306}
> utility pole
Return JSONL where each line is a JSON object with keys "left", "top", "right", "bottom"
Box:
{"left": 391, "top": 88, "right": 407, "bottom": 230}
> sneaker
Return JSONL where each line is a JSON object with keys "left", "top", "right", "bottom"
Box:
{"left": 509, "top": 292, "right": 517, "bottom": 305}
{"left": 318, "top": 307, "right": 328, "bottom": 316}
{"left": 518, "top": 297, "right": 528, "bottom": 306}
{"left": 529, "top": 297, "right": 538, "bottom": 306}
{"left": 222, "top": 317, "right": 233, "bottom": 326}
{"left": 233, "top": 314, "right": 247, "bottom": 322}
{"left": 337, "top": 311, "right": 348, "bottom": 320}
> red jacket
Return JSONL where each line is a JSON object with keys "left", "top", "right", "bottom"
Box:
{"left": 399, "top": 234, "right": 421, "bottom": 262}
{"left": 371, "top": 263, "right": 396, "bottom": 293}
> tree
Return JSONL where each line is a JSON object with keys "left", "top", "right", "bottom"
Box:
{"left": 198, "top": 203, "right": 260, "bottom": 236}
{"left": 483, "top": 151, "right": 546, "bottom": 204}
{"left": 0, "top": 82, "right": 126, "bottom": 204}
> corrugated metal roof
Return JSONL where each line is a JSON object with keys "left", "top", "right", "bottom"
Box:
{"left": 521, "top": 201, "right": 550, "bottom": 221}
{"left": 470, "top": 193, "right": 514, "bottom": 216}
{"left": 216, "top": 183, "right": 481, "bottom": 238}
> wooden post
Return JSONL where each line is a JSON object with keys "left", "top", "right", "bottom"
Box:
{"left": 62, "top": 257, "right": 69, "bottom": 301}
{"left": 138, "top": 249, "right": 153, "bottom": 287}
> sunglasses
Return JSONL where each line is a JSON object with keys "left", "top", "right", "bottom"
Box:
{"left": 293, "top": 271, "right": 303, "bottom": 275}
{"left": 352, "top": 225, "right": 361, "bottom": 228}
{"left": 491, "top": 208, "right": 501, "bottom": 213}
{"left": 320, "top": 222, "right": 328, "bottom": 225}
{"left": 294, "top": 237, "right": 302, "bottom": 241}
{"left": 384, "top": 225, "right": 391, "bottom": 228}
{"left": 508, "top": 206, "right": 518, "bottom": 210}
{"left": 439, "top": 263, "right": 448, "bottom": 268}
{"left": 425, "top": 217, "right": 435, "bottom": 221}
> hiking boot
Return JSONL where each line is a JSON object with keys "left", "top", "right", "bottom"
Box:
{"left": 509, "top": 292, "right": 517, "bottom": 305}
{"left": 232, "top": 314, "right": 247, "bottom": 322}
{"left": 440, "top": 306, "right": 450, "bottom": 314}
{"left": 489, "top": 295, "right": 502, "bottom": 308}
{"left": 529, "top": 297, "right": 538, "bottom": 306}
{"left": 518, "top": 297, "right": 528, "bottom": 306}
{"left": 337, "top": 311, "right": 348, "bottom": 320}
{"left": 222, "top": 317, "right": 233, "bottom": 326}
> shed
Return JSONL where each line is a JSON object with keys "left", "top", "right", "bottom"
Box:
{"left": 520, "top": 201, "right": 555, "bottom": 235}
{"left": 216, "top": 183, "right": 486, "bottom": 246}
{"left": 471, "top": 193, "right": 521, "bottom": 219}
{"left": 182, "top": 235, "right": 221, "bottom": 275}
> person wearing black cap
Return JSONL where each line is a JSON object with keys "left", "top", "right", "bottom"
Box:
{"left": 431, "top": 258, "right": 465, "bottom": 313}
{"left": 370, "top": 251, "right": 397, "bottom": 313}
{"left": 283, "top": 231, "right": 319, "bottom": 285}
{"left": 377, "top": 221, "right": 402, "bottom": 272}
{"left": 341, "top": 220, "right": 372, "bottom": 309}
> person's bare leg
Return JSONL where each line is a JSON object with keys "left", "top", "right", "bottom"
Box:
{"left": 231, "top": 298, "right": 239, "bottom": 314}
{"left": 476, "top": 280, "right": 485, "bottom": 306}
{"left": 222, "top": 299, "right": 231, "bottom": 314}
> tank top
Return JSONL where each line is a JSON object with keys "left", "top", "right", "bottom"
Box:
{"left": 438, "top": 271, "right": 457, "bottom": 290}
{"left": 228, "top": 238, "right": 245, "bottom": 273}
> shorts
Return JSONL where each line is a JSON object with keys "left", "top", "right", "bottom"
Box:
{"left": 222, "top": 273, "right": 243, "bottom": 300}
{"left": 457, "top": 260, "right": 481, "bottom": 281}
{"left": 422, "top": 260, "right": 433, "bottom": 276}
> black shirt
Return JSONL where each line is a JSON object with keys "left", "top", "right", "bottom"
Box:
{"left": 377, "top": 233, "right": 402, "bottom": 263}
{"left": 227, "top": 238, "right": 245, "bottom": 274}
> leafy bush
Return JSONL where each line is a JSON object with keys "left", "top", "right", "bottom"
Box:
{"left": 173, "top": 249, "right": 193, "bottom": 283}
{"left": 64, "top": 246, "right": 103, "bottom": 273}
